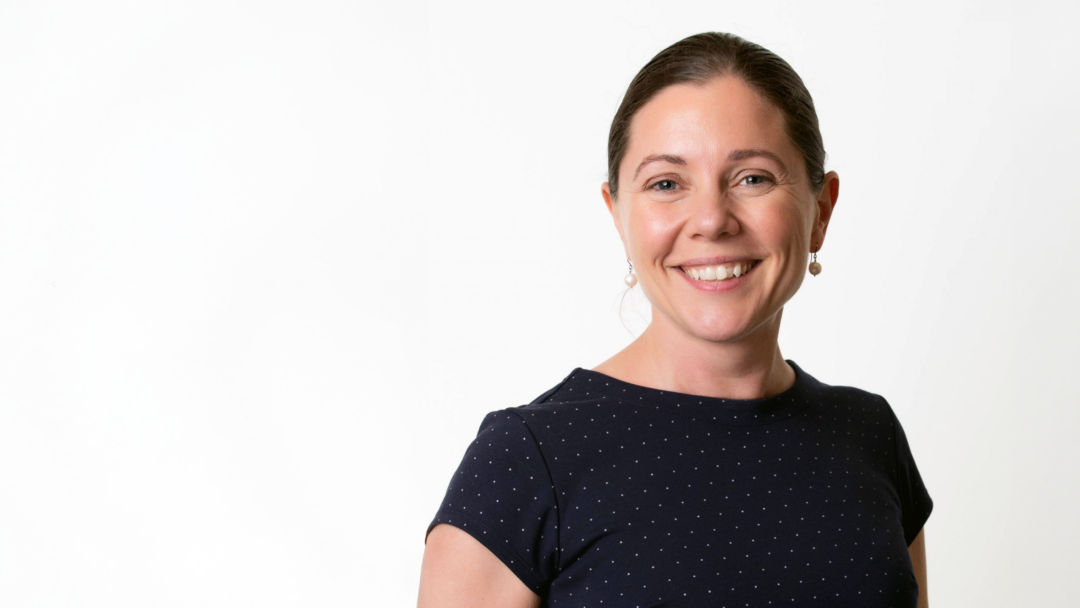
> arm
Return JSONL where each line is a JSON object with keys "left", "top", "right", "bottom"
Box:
{"left": 908, "top": 527, "right": 928, "bottom": 608}
{"left": 418, "top": 523, "right": 542, "bottom": 608}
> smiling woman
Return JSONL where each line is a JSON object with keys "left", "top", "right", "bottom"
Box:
{"left": 418, "top": 32, "right": 932, "bottom": 608}
{"left": 602, "top": 74, "right": 829, "bottom": 343}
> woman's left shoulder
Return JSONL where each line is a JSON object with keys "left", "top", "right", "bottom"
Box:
{"left": 809, "top": 376, "right": 898, "bottom": 423}
{"left": 792, "top": 362, "right": 895, "bottom": 418}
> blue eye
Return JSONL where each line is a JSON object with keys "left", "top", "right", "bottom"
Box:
{"left": 651, "top": 179, "right": 678, "bottom": 191}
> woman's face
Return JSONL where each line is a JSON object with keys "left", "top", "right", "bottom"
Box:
{"left": 603, "top": 75, "right": 838, "bottom": 344}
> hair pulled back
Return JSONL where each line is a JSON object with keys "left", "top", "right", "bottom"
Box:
{"left": 607, "top": 32, "right": 826, "bottom": 199}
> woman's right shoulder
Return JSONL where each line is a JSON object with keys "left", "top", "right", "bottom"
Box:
{"left": 521, "top": 367, "right": 581, "bottom": 406}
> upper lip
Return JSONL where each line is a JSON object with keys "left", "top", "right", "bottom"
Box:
{"left": 674, "top": 256, "right": 762, "bottom": 267}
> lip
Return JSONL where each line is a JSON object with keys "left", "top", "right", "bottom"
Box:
{"left": 674, "top": 259, "right": 761, "bottom": 292}
{"left": 674, "top": 255, "right": 761, "bottom": 266}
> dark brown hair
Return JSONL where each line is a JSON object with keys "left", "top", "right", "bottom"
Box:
{"left": 607, "top": 32, "right": 826, "bottom": 199}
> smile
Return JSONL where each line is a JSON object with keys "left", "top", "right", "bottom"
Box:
{"left": 678, "top": 259, "right": 760, "bottom": 281}
{"left": 674, "top": 259, "right": 761, "bottom": 292}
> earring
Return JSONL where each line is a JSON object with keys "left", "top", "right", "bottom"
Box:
{"left": 808, "top": 251, "right": 822, "bottom": 276}
{"left": 624, "top": 259, "right": 638, "bottom": 287}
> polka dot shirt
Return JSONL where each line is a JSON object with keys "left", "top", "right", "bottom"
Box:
{"left": 425, "top": 359, "right": 933, "bottom": 606}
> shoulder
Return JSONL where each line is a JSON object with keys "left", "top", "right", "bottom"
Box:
{"left": 522, "top": 367, "right": 599, "bottom": 406}
{"left": 802, "top": 370, "right": 897, "bottom": 425}
{"left": 511, "top": 369, "right": 613, "bottom": 421}
{"left": 467, "top": 408, "right": 544, "bottom": 455}
{"left": 478, "top": 369, "right": 617, "bottom": 457}
{"left": 506, "top": 367, "right": 607, "bottom": 419}
{"left": 453, "top": 369, "right": 607, "bottom": 462}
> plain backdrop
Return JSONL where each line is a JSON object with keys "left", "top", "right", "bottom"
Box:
{"left": 1, "top": 0, "right": 1077, "bottom": 606}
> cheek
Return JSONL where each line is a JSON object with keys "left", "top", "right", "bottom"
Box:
{"left": 627, "top": 205, "right": 681, "bottom": 256}
{"left": 757, "top": 199, "right": 812, "bottom": 252}
{"left": 763, "top": 217, "right": 805, "bottom": 253}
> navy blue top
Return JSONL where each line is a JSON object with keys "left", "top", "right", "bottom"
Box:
{"left": 425, "top": 360, "right": 933, "bottom": 607}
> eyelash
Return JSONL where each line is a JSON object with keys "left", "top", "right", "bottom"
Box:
{"left": 647, "top": 174, "right": 774, "bottom": 192}
{"left": 740, "top": 174, "right": 774, "bottom": 187}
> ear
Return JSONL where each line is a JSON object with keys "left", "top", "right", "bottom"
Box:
{"left": 602, "top": 182, "right": 632, "bottom": 260}
{"left": 811, "top": 171, "right": 839, "bottom": 251}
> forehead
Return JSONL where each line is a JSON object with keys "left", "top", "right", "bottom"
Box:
{"left": 623, "top": 76, "right": 797, "bottom": 174}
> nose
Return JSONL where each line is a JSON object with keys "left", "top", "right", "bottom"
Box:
{"left": 686, "top": 187, "right": 740, "bottom": 239}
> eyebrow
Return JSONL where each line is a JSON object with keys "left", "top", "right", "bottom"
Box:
{"left": 633, "top": 149, "right": 789, "bottom": 181}
{"left": 633, "top": 154, "right": 687, "bottom": 180}
{"left": 727, "top": 149, "right": 789, "bottom": 175}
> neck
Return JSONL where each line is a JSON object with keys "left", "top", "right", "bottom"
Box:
{"left": 604, "top": 306, "right": 794, "bottom": 401}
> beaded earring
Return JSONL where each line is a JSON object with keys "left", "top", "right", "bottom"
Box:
{"left": 808, "top": 251, "right": 821, "bottom": 276}
{"left": 624, "top": 259, "right": 638, "bottom": 287}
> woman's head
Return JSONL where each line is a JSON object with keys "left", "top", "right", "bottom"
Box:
{"left": 602, "top": 32, "right": 839, "bottom": 346}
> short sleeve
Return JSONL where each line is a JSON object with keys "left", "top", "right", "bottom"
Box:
{"left": 885, "top": 400, "right": 934, "bottom": 547}
{"left": 424, "top": 408, "right": 559, "bottom": 594}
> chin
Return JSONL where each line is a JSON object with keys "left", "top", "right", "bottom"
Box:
{"left": 682, "top": 318, "right": 751, "bottom": 343}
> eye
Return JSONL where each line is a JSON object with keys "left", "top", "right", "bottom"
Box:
{"left": 649, "top": 179, "right": 680, "bottom": 192}
{"left": 739, "top": 174, "right": 773, "bottom": 187}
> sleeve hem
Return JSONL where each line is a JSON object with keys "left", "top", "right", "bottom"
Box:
{"left": 425, "top": 507, "right": 547, "bottom": 594}
{"left": 904, "top": 499, "right": 933, "bottom": 547}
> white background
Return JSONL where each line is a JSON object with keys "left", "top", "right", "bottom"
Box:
{"left": 1, "top": 0, "right": 1076, "bottom": 605}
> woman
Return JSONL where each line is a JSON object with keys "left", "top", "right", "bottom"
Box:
{"left": 418, "top": 32, "right": 932, "bottom": 608}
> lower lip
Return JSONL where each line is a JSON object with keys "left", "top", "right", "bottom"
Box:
{"left": 675, "top": 262, "right": 760, "bottom": 292}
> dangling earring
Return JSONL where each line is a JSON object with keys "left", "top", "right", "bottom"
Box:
{"left": 808, "top": 251, "right": 822, "bottom": 276}
{"left": 624, "top": 259, "right": 638, "bottom": 287}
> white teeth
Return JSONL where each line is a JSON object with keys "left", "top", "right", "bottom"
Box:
{"left": 682, "top": 260, "right": 756, "bottom": 282}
